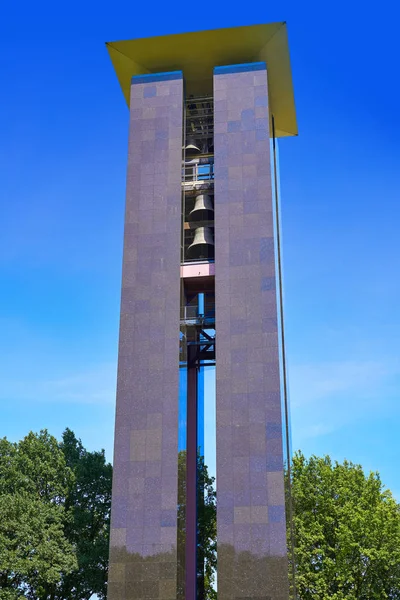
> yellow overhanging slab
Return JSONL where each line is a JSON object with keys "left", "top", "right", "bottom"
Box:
{"left": 106, "top": 22, "right": 297, "bottom": 137}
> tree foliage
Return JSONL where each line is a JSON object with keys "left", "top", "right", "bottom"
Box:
{"left": 0, "top": 432, "right": 77, "bottom": 599}
{"left": 177, "top": 451, "right": 217, "bottom": 600}
{"left": 2, "top": 428, "right": 399, "bottom": 600}
{"left": 0, "top": 430, "right": 112, "bottom": 600}
{"left": 196, "top": 454, "right": 217, "bottom": 600}
{"left": 289, "top": 452, "right": 400, "bottom": 600}
{"left": 59, "top": 428, "right": 112, "bottom": 600}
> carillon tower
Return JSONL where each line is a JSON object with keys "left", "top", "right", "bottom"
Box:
{"left": 106, "top": 22, "right": 297, "bottom": 600}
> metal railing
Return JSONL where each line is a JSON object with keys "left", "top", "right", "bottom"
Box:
{"left": 180, "top": 307, "right": 215, "bottom": 326}
{"left": 183, "top": 158, "right": 214, "bottom": 185}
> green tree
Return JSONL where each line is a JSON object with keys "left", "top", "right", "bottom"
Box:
{"left": 197, "top": 454, "right": 217, "bottom": 600}
{"left": 0, "top": 431, "right": 77, "bottom": 600}
{"left": 59, "top": 428, "right": 112, "bottom": 600}
{"left": 0, "top": 429, "right": 112, "bottom": 600}
{"left": 289, "top": 452, "right": 400, "bottom": 600}
{"left": 177, "top": 450, "right": 217, "bottom": 600}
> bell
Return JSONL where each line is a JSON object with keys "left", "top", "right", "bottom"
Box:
{"left": 188, "top": 194, "right": 214, "bottom": 225}
{"left": 185, "top": 137, "right": 201, "bottom": 156}
{"left": 187, "top": 227, "right": 215, "bottom": 260}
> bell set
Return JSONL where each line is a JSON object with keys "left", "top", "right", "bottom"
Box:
{"left": 187, "top": 193, "right": 215, "bottom": 260}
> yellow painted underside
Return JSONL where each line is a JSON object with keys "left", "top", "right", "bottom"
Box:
{"left": 106, "top": 22, "right": 297, "bottom": 137}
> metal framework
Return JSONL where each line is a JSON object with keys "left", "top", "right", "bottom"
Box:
{"left": 182, "top": 96, "right": 215, "bottom": 263}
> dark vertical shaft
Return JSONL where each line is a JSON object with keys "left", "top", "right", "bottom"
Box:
{"left": 186, "top": 344, "right": 198, "bottom": 600}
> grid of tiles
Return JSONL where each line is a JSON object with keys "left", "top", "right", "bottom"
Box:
{"left": 214, "top": 63, "right": 289, "bottom": 600}
{"left": 108, "top": 72, "right": 184, "bottom": 600}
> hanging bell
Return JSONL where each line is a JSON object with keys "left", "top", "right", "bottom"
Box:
{"left": 188, "top": 194, "right": 214, "bottom": 225}
{"left": 185, "top": 137, "right": 201, "bottom": 156}
{"left": 187, "top": 227, "right": 215, "bottom": 260}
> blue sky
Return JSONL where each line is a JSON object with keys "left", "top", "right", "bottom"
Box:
{"left": 1, "top": 0, "right": 399, "bottom": 497}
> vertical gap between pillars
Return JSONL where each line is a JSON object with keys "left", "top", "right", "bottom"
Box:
{"left": 186, "top": 346, "right": 198, "bottom": 600}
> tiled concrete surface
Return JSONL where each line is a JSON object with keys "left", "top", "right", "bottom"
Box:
{"left": 214, "top": 63, "right": 289, "bottom": 600}
{"left": 108, "top": 72, "right": 183, "bottom": 600}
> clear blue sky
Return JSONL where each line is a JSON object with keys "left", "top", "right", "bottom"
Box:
{"left": 1, "top": 0, "right": 399, "bottom": 497}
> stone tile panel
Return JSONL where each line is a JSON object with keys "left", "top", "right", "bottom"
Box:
{"left": 214, "top": 63, "right": 289, "bottom": 600}
{"left": 108, "top": 72, "right": 183, "bottom": 600}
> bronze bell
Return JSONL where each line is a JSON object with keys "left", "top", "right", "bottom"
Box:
{"left": 188, "top": 194, "right": 214, "bottom": 225}
{"left": 187, "top": 227, "right": 214, "bottom": 260}
{"left": 185, "top": 137, "right": 201, "bottom": 156}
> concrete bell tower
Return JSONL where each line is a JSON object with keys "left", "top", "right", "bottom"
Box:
{"left": 106, "top": 22, "right": 297, "bottom": 600}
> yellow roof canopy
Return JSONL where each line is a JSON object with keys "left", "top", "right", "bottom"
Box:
{"left": 106, "top": 22, "right": 297, "bottom": 137}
